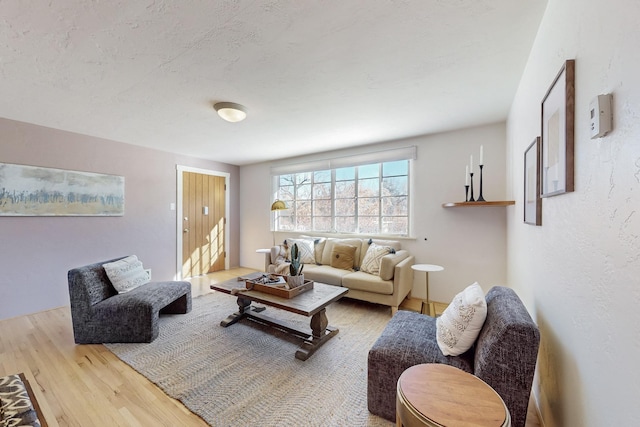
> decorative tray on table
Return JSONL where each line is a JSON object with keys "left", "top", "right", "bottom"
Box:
{"left": 245, "top": 274, "right": 314, "bottom": 299}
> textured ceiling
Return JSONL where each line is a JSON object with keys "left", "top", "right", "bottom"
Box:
{"left": 0, "top": 0, "right": 547, "bottom": 166}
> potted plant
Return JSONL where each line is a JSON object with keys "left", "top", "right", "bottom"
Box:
{"left": 286, "top": 243, "right": 305, "bottom": 288}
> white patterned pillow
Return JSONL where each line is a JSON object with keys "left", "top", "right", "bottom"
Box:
{"left": 360, "top": 242, "right": 393, "bottom": 275}
{"left": 436, "top": 282, "right": 487, "bottom": 356}
{"left": 285, "top": 238, "right": 316, "bottom": 264}
{"left": 103, "top": 255, "right": 150, "bottom": 294}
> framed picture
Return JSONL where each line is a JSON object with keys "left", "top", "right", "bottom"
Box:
{"left": 524, "top": 137, "right": 542, "bottom": 225}
{"left": 0, "top": 162, "right": 124, "bottom": 216}
{"left": 541, "top": 59, "right": 575, "bottom": 197}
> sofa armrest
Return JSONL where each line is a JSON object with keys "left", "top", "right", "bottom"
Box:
{"left": 391, "top": 255, "right": 414, "bottom": 304}
{"left": 379, "top": 250, "right": 410, "bottom": 281}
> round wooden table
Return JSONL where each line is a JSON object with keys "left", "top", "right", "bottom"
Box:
{"left": 396, "top": 364, "right": 510, "bottom": 427}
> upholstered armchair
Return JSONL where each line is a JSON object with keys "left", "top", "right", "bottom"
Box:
{"left": 367, "top": 286, "right": 540, "bottom": 427}
{"left": 68, "top": 256, "right": 192, "bottom": 343}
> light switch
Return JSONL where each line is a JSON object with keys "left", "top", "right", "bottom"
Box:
{"left": 170, "top": 202, "right": 176, "bottom": 211}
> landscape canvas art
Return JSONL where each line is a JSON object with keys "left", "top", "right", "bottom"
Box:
{"left": 0, "top": 163, "right": 124, "bottom": 216}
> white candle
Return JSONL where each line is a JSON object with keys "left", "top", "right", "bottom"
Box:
{"left": 470, "top": 155, "right": 473, "bottom": 172}
{"left": 480, "top": 145, "right": 484, "bottom": 165}
{"left": 466, "top": 165, "right": 469, "bottom": 185}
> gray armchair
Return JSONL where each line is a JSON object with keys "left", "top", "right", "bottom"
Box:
{"left": 367, "top": 286, "right": 540, "bottom": 427}
{"left": 68, "top": 257, "right": 192, "bottom": 343}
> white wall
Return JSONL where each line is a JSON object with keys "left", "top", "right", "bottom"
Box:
{"left": 240, "top": 122, "right": 510, "bottom": 302}
{"left": 506, "top": 0, "right": 640, "bottom": 425}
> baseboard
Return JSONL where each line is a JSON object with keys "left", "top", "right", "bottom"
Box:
{"left": 533, "top": 393, "right": 546, "bottom": 427}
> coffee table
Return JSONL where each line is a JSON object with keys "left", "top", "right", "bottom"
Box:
{"left": 210, "top": 272, "right": 348, "bottom": 361}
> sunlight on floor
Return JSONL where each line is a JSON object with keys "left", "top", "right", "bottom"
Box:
{"left": 186, "top": 267, "right": 258, "bottom": 297}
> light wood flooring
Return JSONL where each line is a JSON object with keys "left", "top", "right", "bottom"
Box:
{"left": 0, "top": 267, "right": 540, "bottom": 426}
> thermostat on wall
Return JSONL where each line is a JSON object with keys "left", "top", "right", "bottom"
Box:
{"left": 590, "top": 94, "right": 613, "bottom": 139}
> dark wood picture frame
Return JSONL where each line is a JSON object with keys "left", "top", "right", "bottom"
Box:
{"left": 541, "top": 59, "right": 575, "bottom": 197}
{"left": 524, "top": 137, "right": 542, "bottom": 225}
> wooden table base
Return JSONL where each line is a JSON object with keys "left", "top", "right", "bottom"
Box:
{"left": 220, "top": 296, "right": 340, "bottom": 361}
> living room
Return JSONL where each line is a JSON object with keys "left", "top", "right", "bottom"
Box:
{"left": 1, "top": 0, "right": 639, "bottom": 426}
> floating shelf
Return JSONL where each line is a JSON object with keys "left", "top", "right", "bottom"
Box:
{"left": 442, "top": 201, "right": 515, "bottom": 208}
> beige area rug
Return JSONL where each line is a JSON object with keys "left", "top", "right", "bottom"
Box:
{"left": 105, "top": 291, "right": 394, "bottom": 427}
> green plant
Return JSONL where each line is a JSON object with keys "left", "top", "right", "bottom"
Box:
{"left": 289, "top": 243, "right": 304, "bottom": 276}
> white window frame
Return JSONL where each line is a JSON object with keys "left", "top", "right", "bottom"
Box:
{"left": 270, "top": 146, "right": 416, "bottom": 237}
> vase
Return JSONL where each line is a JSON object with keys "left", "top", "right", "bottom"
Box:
{"left": 285, "top": 274, "right": 305, "bottom": 289}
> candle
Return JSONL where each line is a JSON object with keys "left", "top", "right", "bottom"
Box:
{"left": 480, "top": 145, "right": 484, "bottom": 165}
{"left": 466, "top": 165, "right": 469, "bottom": 185}
{"left": 470, "top": 155, "right": 473, "bottom": 172}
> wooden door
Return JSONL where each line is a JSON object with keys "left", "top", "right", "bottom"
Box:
{"left": 182, "top": 172, "right": 226, "bottom": 278}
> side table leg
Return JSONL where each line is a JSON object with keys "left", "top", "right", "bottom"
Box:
{"left": 421, "top": 272, "right": 434, "bottom": 316}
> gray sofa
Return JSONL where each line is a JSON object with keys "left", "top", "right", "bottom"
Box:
{"left": 67, "top": 256, "right": 192, "bottom": 343}
{"left": 265, "top": 237, "right": 415, "bottom": 313}
{"left": 367, "top": 286, "right": 540, "bottom": 427}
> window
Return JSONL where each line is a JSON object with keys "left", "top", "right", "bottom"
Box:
{"left": 273, "top": 156, "right": 411, "bottom": 236}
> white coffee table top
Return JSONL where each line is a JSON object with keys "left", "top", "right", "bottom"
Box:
{"left": 412, "top": 264, "right": 444, "bottom": 273}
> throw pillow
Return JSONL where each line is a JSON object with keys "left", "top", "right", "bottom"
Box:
{"left": 330, "top": 243, "right": 357, "bottom": 270}
{"left": 284, "top": 238, "right": 316, "bottom": 264}
{"left": 360, "top": 242, "right": 393, "bottom": 275}
{"left": 436, "top": 282, "right": 487, "bottom": 356}
{"left": 103, "top": 255, "right": 150, "bottom": 294}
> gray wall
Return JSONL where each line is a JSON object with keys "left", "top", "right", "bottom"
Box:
{"left": 0, "top": 118, "right": 240, "bottom": 320}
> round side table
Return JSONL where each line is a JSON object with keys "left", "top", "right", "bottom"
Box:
{"left": 396, "top": 364, "right": 510, "bottom": 427}
{"left": 410, "top": 264, "right": 444, "bottom": 316}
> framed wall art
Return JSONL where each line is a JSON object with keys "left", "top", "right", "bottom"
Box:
{"left": 0, "top": 162, "right": 124, "bottom": 216}
{"left": 541, "top": 59, "right": 575, "bottom": 197}
{"left": 524, "top": 137, "right": 542, "bottom": 225}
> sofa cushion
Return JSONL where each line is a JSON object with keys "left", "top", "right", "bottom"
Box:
{"left": 330, "top": 243, "right": 357, "bottom": 270}
{"left": 436, "top": 282, "right": 487, "bottom": 356}
{"left": 302, "top": 265, "right": 351, "bottom": 287}
{"left": 361, "top": 242, "right": 394, "bottom": 275}
{"left": 379, "top": 250, "right": 410, "bottom": 281}
{"left": 103, "top": 255, "right": 150, "bottom": 294}
{"left": 300, "top": 235, "right": 327, "bottom": 264}
{"left": 284, "top": 238, "right": 316, "bottom": 264}
{"left": 342, "top": 271, "right": 394, "bottom": 295}
{"left": 321, "top": 238, "right": 363, "bottom": 267}
{"left": 358, "top": 239, "right": 402, "bottom": 266}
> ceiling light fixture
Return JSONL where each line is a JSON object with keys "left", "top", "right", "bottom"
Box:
{"left": 213, "top": 102, "right": 247, "bottom": 123}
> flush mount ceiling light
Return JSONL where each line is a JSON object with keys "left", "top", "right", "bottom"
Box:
{"left": 213, "top": 102, "right": 247, "bottom": 122}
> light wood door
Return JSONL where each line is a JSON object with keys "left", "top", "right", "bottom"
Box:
{"left": 182, "top": 172, "right": 226, "bottom": 278}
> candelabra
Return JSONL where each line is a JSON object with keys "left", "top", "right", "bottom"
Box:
{"left": 465, "top": 185, "right": 470, "bottom": 202}
{"left": 469, "top": 172, "right": 475, "bottom": 202}
{"left": 477, "top": 164, "right": 486, "bottom": 202}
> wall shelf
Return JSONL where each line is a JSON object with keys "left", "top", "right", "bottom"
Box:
{"left": 442, "top": 201, "right": 515, "bottom": 208}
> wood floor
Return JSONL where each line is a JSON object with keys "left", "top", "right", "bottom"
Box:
{"left": 0, "top": 267, "right": 541, "bottom": 427}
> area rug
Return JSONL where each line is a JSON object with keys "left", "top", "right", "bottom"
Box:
{"left": 105, "top": 291, "right": 394, "bottom": 427}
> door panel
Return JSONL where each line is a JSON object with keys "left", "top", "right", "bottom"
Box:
{"left": 182, "top": 172, "right": 226, "bottom": 278}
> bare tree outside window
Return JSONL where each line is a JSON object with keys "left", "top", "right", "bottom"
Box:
{"left": 273, "top": 160, "right": 410, "bottom": 236}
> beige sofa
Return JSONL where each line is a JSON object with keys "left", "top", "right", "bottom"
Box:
{"left": 264, "top": 237, "right": 414, "bottom": 314}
